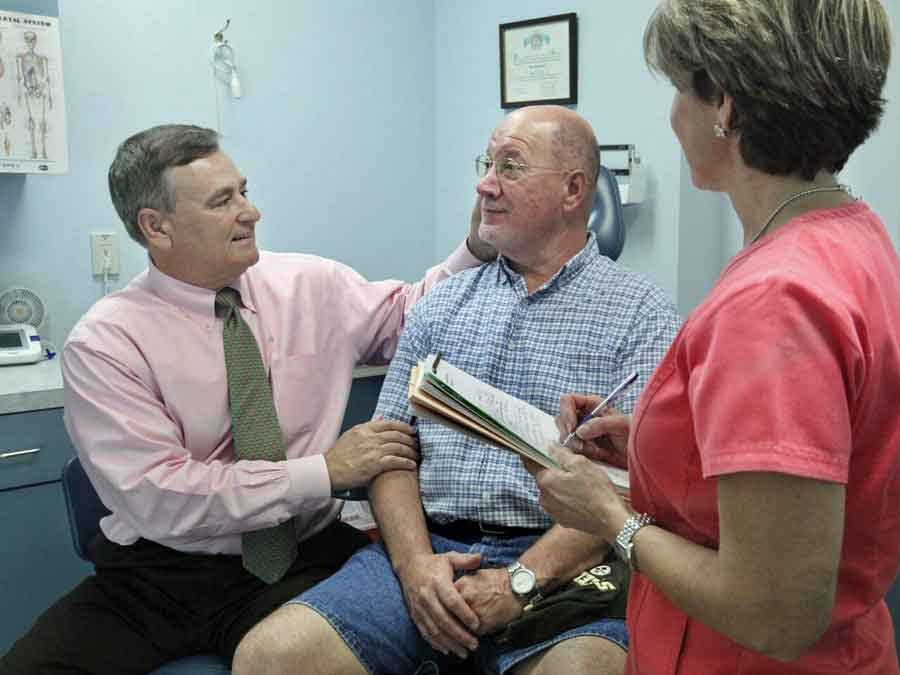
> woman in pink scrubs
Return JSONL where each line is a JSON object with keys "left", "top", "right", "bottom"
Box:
{"left": 527, "top": 1, "right": 900, "bottom": 673}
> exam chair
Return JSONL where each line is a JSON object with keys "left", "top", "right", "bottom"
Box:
{"left": 61, "top": 456, "right": 232, "bottom": 675}
{"left": 588, "top": 164, "right": 626, "bottom": 261}
{"left": 887, "top": 576, "right": 900, "bottom": 659}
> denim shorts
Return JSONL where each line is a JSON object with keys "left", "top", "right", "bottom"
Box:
{"left": 290, "top": 532, "right": 628, "bottom": 675}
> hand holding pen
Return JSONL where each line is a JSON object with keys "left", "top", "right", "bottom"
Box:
{"left": 560, "top": 371, "right": 639, "bottom": 448}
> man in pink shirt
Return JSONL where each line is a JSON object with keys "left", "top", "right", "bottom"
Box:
{"left": 0, "top": 124, "right": 494, "bottom": 675}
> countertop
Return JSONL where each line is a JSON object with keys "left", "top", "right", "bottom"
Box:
{"left": 0, "top": 360, "right": 387, "bottom": 416}
{"left": 0, "top": 358, "right": 64, "bottom": 415}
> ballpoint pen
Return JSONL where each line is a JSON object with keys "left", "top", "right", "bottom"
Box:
{"left": 561, "top": 371, "right": 639, "bottom": 447}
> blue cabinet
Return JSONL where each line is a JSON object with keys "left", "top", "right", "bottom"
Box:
{"left": 0, "top": 407, "right": 92, "bottom": 655}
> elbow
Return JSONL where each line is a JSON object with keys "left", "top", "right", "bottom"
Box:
{"left": 774, "top": 615, "right": 831, "bottom": 663}
{"left": 745, "top": 602, "right": 833, "bottom": 662}
{"left": 761, "top": 626, "right": 828, "bottom": 663}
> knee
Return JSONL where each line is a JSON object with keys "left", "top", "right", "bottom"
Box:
{"left": 231, "top": 605, "right": 308, "bottom": 675}
{"left": 511, "top": 636, "right": 626, "bottom": 675}
{"left": 232, "top": 605, "right": 347, "bottom": 675}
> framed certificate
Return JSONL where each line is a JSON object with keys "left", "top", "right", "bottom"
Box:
{"left": 499, "top": 13, "right": 577, "bottom": 109}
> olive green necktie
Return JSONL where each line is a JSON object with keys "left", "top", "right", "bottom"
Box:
{"left": 216, "top": 287, "right": 297, "bottom": 584}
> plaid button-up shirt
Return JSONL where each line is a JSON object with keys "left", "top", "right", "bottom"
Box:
{"left": 375, "top": 233, "right": 681, "bottom": 528}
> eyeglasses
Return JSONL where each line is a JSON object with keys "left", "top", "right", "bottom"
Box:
{"left": 474, "top": 154, "right": 568, "bottom": 182}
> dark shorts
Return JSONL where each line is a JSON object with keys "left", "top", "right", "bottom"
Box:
{"left": 293, "top": 532, "right": 628, "bottom": 675}
{"left": 0, "top": 520, "right": 368, "bottom": 675}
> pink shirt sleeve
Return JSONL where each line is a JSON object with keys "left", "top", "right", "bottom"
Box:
{"left": 329, "top": 239, "right": 480, "bottom": 365}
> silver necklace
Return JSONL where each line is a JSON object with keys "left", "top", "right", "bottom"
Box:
{"left": 751, "top": 184, "right": 851, "bottom": 244}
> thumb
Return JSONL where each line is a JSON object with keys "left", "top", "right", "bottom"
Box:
{"left": 447, "top": 551, "right": 482, "bottom": 572}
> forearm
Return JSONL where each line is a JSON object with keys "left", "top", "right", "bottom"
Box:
{"left": 369, "top": 469, "right": 433, "bottom": 574}
{"left": 82, "top": 445, "right": 327, "bottom": 541}
{"left": 626, "top": 474, "right": 842, "bottom": 661}
{"left": 628, "top": 525, "right": 805, "bottom": 657}
{"left": 520, "top": 526, "right": 609, "bottom": 593}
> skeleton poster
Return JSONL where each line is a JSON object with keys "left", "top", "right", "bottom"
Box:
{"left": 0, "top": 9, "right": 68, "bottom": 174}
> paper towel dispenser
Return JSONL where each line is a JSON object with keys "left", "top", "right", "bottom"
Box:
{"left": 598, "top": 144, "right": 644, "bottom": 205}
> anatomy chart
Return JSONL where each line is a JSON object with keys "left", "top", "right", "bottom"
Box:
{"left": 0, "top": 9, "right": 68, "bottom": 174}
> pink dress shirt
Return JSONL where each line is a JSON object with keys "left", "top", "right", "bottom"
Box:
{"left": 62, "top": 243, "right": 478, "bottom": 555}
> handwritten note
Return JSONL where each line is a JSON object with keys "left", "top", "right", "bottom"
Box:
{"left": 416, "top": 354, "right": 629, "bottom": 489}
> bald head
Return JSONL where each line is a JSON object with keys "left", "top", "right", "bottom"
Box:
{"left": 477, "top": 105, "right": 601, "bottom": 285}
{"left": 500, "top": 106, "right": 600, "bottom": 212}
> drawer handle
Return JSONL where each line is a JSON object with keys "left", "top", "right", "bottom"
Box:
{"left": 0, "top": 447, "right": 42, "bottom": 460}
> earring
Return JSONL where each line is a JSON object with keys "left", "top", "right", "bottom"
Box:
{"left": 713, "top": 123, "right": 728, "bottom": 138}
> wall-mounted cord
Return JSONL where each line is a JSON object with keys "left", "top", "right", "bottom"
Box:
{"left": 102, "top": 247, "right": 112, "bottom": 297}
{"left": 210, "top": 18, "right": 242, "bottom": 135}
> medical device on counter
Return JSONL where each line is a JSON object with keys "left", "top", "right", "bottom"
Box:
{"left": 0, "top": 287, "right": 47, "bottom": 365}
{"left": 0, "top": 324, "right": 42, "bottom": 365}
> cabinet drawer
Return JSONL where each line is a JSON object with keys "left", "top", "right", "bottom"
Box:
{"left": 0, "top": 408, "right": 76, "bottom": 490}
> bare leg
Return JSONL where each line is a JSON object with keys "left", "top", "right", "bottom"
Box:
{"left": 232, "top": 604, "right": 367, "bottom": 675}
{"left": 511, "top": 635, "right": 626, "bottom": 675}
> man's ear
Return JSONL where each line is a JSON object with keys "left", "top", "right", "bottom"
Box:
{"left": 562, "top": 170, "right": 589, "bottom": 214}
{"left": 137, "top": 208, "right": 172, "bottom": 249}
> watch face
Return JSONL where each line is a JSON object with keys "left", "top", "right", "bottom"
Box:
{"left": 510, "top": 568, "right": 535, "bottom": 594}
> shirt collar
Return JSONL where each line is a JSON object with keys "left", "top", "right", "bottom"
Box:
{"left": 146, "top": 259, "right": 257, "bottom": 317}
{"left": 494, "top": 232, "right": 599, "bottom": 295}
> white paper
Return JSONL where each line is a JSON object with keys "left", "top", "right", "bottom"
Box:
{"left": 422, "top": 355, "right": 629, "bottom": 490}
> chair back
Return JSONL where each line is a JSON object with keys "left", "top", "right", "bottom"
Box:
{"left": 61, "top": 456, "right": 111, "bottom": 562}
{"left": 588, "top": 164, "right": 626, "bottom": 261}
{"left": 887, "top": 576, "right": 900, "bottom": 658}
{"left": 59, "top": 457, "right": 232, "bottom": 673}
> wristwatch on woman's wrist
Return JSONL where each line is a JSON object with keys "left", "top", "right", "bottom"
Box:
{"left": 614, "top": 513, "right": 655, "bottom": 572}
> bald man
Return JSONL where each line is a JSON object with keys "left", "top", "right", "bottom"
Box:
{"left": 233, "top": 106, "right": 680, "bottom": 675}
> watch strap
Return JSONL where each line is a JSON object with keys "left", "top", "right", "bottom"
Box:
{"left": 614, "top": 512, "right": 655, "bottom": 572}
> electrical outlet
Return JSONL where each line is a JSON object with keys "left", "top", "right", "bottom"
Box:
{"left": 90, "top": 232, "right": 120, "bottom": 275}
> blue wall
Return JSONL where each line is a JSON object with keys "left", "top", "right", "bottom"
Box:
{"left": 1, "top": 1, "right": 898, "bottom": 348}
{"left": 434, "top": 0, "right": 900, "bottom": 318}
{"left": 0, "top": 0, "right": 438, "bottom": 349}
{"left": 433, "top": 1, "right": 683, "bottom": 303}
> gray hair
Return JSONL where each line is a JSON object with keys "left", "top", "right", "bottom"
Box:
{"left": 644, "top": 0, "right": 892, "bottom": 179}
{"left": 108, "top": 124, "right": 220, "bottom": 246}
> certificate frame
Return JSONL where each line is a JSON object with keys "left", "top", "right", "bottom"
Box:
{"left": 499, "top": 13, "right": 578, "bottom": 109}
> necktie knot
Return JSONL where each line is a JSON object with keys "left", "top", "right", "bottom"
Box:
{"left": 215, "top": 287, "right": 242, "bottom": 318}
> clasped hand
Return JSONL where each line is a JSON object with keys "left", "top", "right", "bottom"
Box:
{"left": 398, "top": 552, "right": 523, "bottom": 659}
